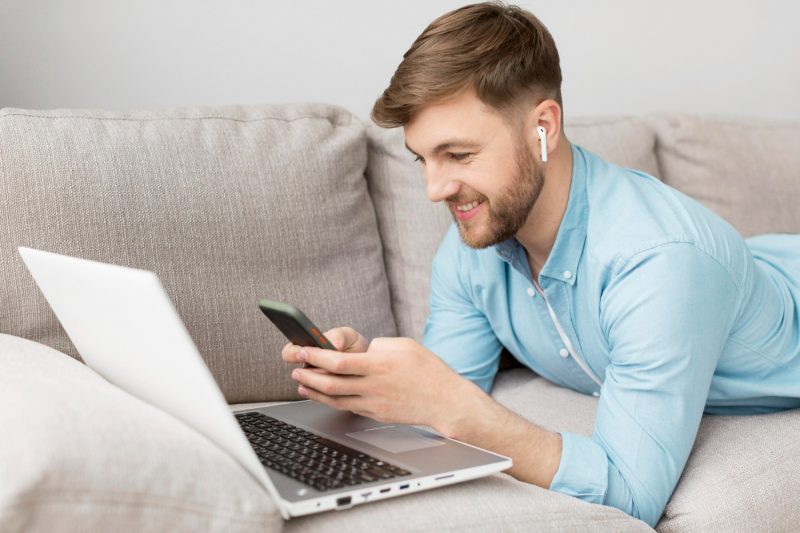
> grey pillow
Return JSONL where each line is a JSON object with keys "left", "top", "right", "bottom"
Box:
{"left": 0, "top": 334, "right": 281, "bottom": 532}
{"left": 565, "top": 116, "right": 661, "bottom": 178}
{"left": 0, "top": 104, "right": 396, "bottom": 402}
{"left": 647, "top": 114, "right": 800, "bottom": 236}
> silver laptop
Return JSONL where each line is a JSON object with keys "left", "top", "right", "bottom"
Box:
{"left": 18, "top": 246, "right": 512, "bottom": 519}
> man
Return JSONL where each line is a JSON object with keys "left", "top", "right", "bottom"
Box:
{"left": 282, "top": 2, "right": 800, "bottom": 527}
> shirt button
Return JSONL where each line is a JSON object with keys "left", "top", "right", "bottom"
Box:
{"left": 558, "top": 347, "right": 569, "bottom": 358}
{"left": 526, "top": 287, "right": 535, "bottom": 297}
{"left": 563, "top": 270, "right": 572, "bottom": 279}
{"left": 592, "top": 391, "right": 600, "bottom": 398}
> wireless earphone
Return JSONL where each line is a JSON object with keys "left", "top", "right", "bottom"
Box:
{"left": 536, "top": 126, "right": 548, "bottom": 162}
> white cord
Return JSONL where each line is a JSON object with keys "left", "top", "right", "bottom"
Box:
{"left": 533, "top": 279, "right": 603, "bottom": 388}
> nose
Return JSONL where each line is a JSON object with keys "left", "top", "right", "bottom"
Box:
{"left": 425, "top": 166, "right": 461, "bottom": 203}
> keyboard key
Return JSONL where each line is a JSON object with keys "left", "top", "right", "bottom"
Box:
{"left": 236, "top": 412, "right": 410, "bottom": 491}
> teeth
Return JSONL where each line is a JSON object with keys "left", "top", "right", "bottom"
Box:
{"left": 456, "top": 200, "right": 481, "bottom": 212}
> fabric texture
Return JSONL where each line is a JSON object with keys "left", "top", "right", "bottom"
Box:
{"left": 492, "top": 368, "right": 800, "bottom": 533}
{"left": 0, "top": 104, "right": 396, "bottom": 402}
{"left": 422, "top": 143, "right": 800, "bottom": 526}
{"left": 647, "top": 114, "right": 800, "bottom": 236}
{"left": 0, "top": 333, "right": 281, "bottom": 533}
{"left": 366, "top": 117, "right": 661, "bottom": 343}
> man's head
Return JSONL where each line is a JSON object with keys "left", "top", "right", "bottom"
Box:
{"left": 372, "top": 2, "right": 565, "bottom": 249}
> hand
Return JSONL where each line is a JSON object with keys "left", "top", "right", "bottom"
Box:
{"left": 285, "top": 336, "right": 479, "bottom": 433}
{"left": 281, "top": 326, "right": 369, "bottom": 363}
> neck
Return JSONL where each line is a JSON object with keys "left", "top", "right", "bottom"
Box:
{"left": 516, "top": 137, "right": 573, "bottom": 279}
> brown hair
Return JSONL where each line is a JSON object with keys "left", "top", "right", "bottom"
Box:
{"left": 371, "top": 2, "right": 562, "bottom": 128}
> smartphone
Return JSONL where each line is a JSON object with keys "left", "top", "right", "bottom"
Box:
{"left": 258, "top": 299, "right": 338, "bottom": 352}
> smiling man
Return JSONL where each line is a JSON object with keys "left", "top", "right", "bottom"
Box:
{"left": 282, "top": 2, "right": 800, "bottom": 527}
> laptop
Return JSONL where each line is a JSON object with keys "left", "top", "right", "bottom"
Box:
{"left": 18, "top": 246, "right": 512, "bottom": 519}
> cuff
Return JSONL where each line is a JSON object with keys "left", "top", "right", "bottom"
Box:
{"left": 549, "top": 431, "right": 609, "bottom": 504}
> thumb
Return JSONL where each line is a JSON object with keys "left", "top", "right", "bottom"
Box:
{"left": 323, "top": 327, "right": 362, "bottom": 352}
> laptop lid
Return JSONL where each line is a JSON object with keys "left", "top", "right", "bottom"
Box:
{"left": 18, "top": 246, "right": 290, "bottom": 519}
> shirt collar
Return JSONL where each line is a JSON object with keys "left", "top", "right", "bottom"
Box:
{"left": 494, "top": 142, "right": 588, "bottom": 286}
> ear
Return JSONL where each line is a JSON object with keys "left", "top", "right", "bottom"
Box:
{"left": 525, "top": 99, "right": 563, "bottom": 161}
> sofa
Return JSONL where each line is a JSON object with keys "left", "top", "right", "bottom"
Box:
{"left": 0, "top": 104, "right": 798, "bottom": 532}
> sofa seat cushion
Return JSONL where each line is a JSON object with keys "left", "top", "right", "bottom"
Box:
{"left": 0, "top": 334, "right": 281, "bottom": 533}
{"left": 647, "top": 114, "right": 800, "bottom": 236}
{"left": 0, "top": 104, "right": 395, "bottom": 402}
{"left": 366, "top": 117, "right": 660, "bottom": 343}
{"left": 491, "top": 368, "right": 800, "bottom": 532}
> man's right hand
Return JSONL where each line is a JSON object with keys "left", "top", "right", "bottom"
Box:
{"left": 281, "top": 326, "right": 369, "bottom": 365}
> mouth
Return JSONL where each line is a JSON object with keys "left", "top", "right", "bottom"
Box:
{"left": 452, "top": 199, "right": 485, "bottom": 221}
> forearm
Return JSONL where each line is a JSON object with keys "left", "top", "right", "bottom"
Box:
{"left": 435, "top": 378, "right": 563, "bottom": 488}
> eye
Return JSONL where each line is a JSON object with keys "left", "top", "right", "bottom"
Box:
{"left": 414, "top": 155, "right": 425, "bottom": 164}
{"left": 450, "top": 152, "right": 471, "bottom": 162}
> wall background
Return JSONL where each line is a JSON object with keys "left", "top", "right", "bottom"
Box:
{"left": 1, "top": 0, "right": 798, "bottom": 121}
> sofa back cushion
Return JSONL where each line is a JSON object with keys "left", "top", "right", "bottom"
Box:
{"left": 366, "top": 117, "right": 660, "bottom": 341}
{"left": 0, "top": 104, "right": 395, "bottom": 402}
{"left": 648, "top": 114, "right": 800, "bottom": 236}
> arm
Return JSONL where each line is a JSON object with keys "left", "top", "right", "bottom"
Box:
{"left": 283, "top": 224, "right": 563, "bottom": 487}
{"left": 549, "top": 243, "right": 740, "bottom": 526}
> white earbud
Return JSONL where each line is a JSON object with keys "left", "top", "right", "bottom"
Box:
{"left": 536, "top": 126, "right": 548, "bottom": 162}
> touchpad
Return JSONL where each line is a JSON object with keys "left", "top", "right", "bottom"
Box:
{"left": 346, "top": 426, "right": 445, "bottom": 454}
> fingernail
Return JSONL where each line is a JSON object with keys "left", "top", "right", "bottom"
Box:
{"left": 297, "top": 349, "right": 307, "bottom": 361}
{"left": 291, "top": 369, "right": 299, "bottom": 380}
{"left": 298, "top": 385, "right": 308, "bottom": 396}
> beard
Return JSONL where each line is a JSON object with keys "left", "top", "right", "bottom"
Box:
{"left": 454, "top": 141, "right": 545, "bottom": 249}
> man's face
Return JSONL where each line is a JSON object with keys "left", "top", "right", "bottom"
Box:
{"left": 403, "top": 89, "right": 544, "bottom": 249}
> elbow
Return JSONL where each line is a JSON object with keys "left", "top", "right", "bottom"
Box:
{"left": 604, "top": 465, "right": 666, "bottom": 527}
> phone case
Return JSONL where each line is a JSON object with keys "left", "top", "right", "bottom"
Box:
{"left": 258, "top": 299, "right": 337, "bottom": 350}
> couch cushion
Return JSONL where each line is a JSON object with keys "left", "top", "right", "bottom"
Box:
{"left": 647, "top": 114, "right": 800, "bottom": 236}
{"left": 564, "top": 116, "right": 660, "bottom": 179}
{"left": 366, "top": 117, "right": 660, "bottom": 342}
{"left": 491, "top": 368, "right": 800, "bottom": 532}
{"left": 0, "top": 333, "right": 281, "bottom": 533}
{"left": 0, "top": 104, "right": 396, "bottom": 402}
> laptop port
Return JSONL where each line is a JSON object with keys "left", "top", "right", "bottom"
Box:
{"left": 336, "top": 496, "right": 352, "bottom": 507}
{"left": 399, "top": 484, "right": 410, "bottom": 490}
{"left": 379, "top": 488, "right": 391, "bottom": 494}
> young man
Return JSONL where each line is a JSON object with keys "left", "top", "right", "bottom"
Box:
{"left": 282, "top": 2, "right": 800, "bottom": 527}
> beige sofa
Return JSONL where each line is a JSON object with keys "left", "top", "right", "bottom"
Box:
{"left": 1, "top": 104, "right": 798, "bottom": 532}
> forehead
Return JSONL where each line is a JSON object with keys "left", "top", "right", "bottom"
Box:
{"left": 403, "top": 89, "right": 508, "bottom": 152}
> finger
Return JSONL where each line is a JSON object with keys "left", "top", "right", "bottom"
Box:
{"left": 297, "top": 385, "right": 365, "bottom": 412}
{"left": 299, "top": 347, "right": 370, "bottom": 375}
{"left": 292, "top": 368, "right": 363, "bottom": 396}
{"left": 323, "top": 327, "right": 361, "bottom": 352}
{"left": 281, "top": 342, "right": 304, "bottom": 363}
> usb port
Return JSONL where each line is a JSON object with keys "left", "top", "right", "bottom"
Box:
{"left": 399, "top": 484, "right": 410, "bottom": 490}
{"left": 336, "top": 496, "right": 352, "bottom": 507}
{"left": 379, "top": 488, "right": 391, "bottom": 494}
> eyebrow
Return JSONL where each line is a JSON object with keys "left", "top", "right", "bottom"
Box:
{"left": 404, "top": 139, "right": 482, "bottom": 157}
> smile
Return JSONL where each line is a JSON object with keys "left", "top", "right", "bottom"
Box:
{"left": 454, "top": 200, "right": 484, "bottom": 221}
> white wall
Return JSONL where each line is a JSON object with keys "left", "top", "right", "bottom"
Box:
{"left": 1, "top": 0, "right": 798, "bottom": 121}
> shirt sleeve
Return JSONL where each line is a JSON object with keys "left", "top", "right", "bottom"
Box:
{"left": 549, "top": 242, "right": 741, "bottom": 527}
{"left": 423, "top": 225, "right": 504, "bottom": 393}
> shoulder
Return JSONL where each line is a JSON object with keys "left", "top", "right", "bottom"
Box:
{"left": 577, "top": 146, "right": 748, "bottom": 285}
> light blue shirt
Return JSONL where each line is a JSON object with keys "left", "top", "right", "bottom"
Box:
{"left": 422, "top": 143, "right": 800, "bottom": 527}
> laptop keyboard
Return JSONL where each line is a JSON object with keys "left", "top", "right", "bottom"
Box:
{"left": 236, "top": 412, "right": 411, "bottom": 492}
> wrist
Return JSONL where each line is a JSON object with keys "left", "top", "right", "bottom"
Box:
{"left": 433, "top": 376, "right": 491, "bottom": 439}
